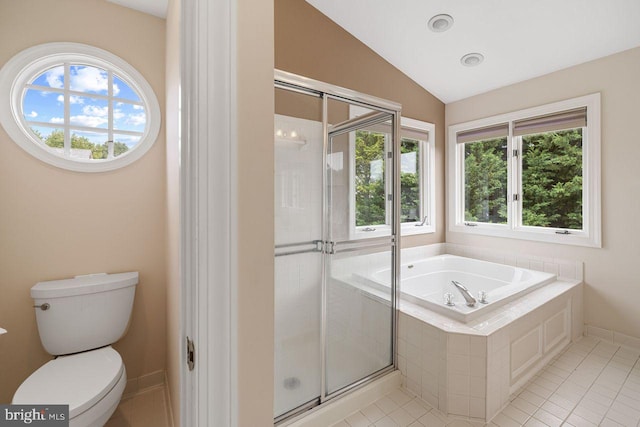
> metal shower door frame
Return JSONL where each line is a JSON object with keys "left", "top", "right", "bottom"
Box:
{"left": 274, "top": 69, "right": 402, "bottom": 423}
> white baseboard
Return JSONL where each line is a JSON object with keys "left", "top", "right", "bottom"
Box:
{"left": 123, "top": 369, "right": 166, "bottom": 399}
{"left": 585, "top": 325, "right": 640, "bottom": 350}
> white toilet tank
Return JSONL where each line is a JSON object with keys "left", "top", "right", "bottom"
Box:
{"left": 31, "top": 272, "right": 138, "bottom": 356}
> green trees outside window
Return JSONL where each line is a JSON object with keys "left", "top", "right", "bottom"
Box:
{"left": 400, "top": 138, "right": 420, "bottom": 223}
{"left": 464, "top": 128, "right": 583, "bottom": 230}
{"left": 464, "top": 137, "right": 508, "bottom": 224}
{"left": 32, "top": 128, "right": 129, "bottom": 159}
{"left": 522, "top": 128, "right": 582, "bottom": 229}
{"left": 354, "top": 130, "right": 424, "bottom": 227}
{"left": 354, "top": 130, "right": 386, "bottom": 226}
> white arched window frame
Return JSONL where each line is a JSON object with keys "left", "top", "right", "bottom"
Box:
{"left": 0, "top": 42, "right": 161, "bottom": 172}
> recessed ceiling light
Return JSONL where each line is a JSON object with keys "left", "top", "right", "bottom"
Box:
{"left": 461, "top": 53, "right": 484, "bottom": 67}
{"left": 428, "top": 14, "right": 454, "bottom": 32}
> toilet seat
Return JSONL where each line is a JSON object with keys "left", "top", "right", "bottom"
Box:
{"left": 13, "top": 346, "right": 124, "bottom": 420}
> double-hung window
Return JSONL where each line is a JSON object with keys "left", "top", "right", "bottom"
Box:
{"left": 448, "top": 94, "right": 601, "bottom": 247}
{"left": 350, "top": 111, "right": 435, "bottom": 238}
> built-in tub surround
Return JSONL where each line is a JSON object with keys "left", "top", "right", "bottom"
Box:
{"left": 333, "top": 243, "right": 583, "bottom": 422}
{"left": 395, "top": 244, "right": 583, "bottom": 422}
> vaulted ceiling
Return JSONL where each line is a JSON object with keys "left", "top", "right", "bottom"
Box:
{"left": 306, "top": 0, "right": 640, "bottom": 103}
{"left": 107, "top": 0, "right": 640, "bottom": 103}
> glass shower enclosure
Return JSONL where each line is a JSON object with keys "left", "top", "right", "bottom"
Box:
{"left": 274, "top": 70, "right": 401, "bottom": 422}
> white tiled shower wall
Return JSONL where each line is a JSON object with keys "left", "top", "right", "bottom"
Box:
{"left": 274, "top": 114, "right": 323, "bottom": 246}
{"left": 274, "top": 115, "right": 324, "bottom": 415}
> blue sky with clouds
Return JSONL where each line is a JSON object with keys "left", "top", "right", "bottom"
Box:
{"left": 23, "top": 65, "right": 145, "bottom": 147}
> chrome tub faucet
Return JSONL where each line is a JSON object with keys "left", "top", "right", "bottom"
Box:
{"left": 451, "top": 281, "right": 477, "bottom": 307}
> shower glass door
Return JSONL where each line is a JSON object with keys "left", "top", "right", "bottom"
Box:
{"left": 274, "top": 86, "right": 323, "bottom": 419}
{"left": 274, "top": 72, "right": 399, "bottom": 421}
{"left": 324, "top": 97, "right": 396, "bottom": 397}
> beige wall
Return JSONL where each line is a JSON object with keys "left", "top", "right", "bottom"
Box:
{"left": 446, "top": 47, "right": 640, "bottom": 338}
{"left": 275, "top": 0, "right": 446, "bottom": 247}
{"left": 0, "top": 0, "right": 167, "bottom": 404}
{"left": 165, "top": 0, "right": 180, "bottom": 424}
{"left": 236, "top": 0, "right": 275, "bottom": 425}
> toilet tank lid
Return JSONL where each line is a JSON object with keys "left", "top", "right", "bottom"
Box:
{"left": 31, "top": 272, "right": 138, "bottom": 299}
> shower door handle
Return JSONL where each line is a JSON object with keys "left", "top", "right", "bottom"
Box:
{"left": 274, "top": 240, "right": 324, "bottom": 257}
{"left": 329, "top": 236, "right": 395, "bottom": 255}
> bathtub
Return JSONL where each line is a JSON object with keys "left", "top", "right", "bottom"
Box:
{"left": 367, "top": 254, "right": 556, "bottom": 322}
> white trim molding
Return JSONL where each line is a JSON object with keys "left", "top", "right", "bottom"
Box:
{"left": 180, "top": 0, "right": 235, "bottom": 426}
{"left": 400, "top": 117, "right": 436, "bottom": 237}
{"left": 447, "top": 93, "right": 601, "bottom": 248}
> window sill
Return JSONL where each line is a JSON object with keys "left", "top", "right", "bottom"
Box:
{"left": 352, "top": 223, "right": 436, "bottom": 239}
{"left": 402, "top": 223, "right": 435, "bottom": 236}
{"left": 353, "top": 226, "right": 392, "bottom": 240}
{"left": 448, "top": 222, "right": 601, "bottom": 248}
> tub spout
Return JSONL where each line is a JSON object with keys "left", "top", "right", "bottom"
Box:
{"left": 451, "top": 281, "right": 477, "bottom": 307}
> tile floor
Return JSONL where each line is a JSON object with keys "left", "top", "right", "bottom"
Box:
{"left": 331, "top": 336, "right": 640, "bottom": 427}
{"left": 105, "top": 385, "right": 172, "bottom": 427}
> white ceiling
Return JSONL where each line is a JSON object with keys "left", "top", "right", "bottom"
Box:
{"left": 105, "top": 0, "right": 640, "bottom": 103}
{"left": 106, "top": 0, "right": 167, "bottom": 19}
{"left": 306, "top": 0, "right": 640, "bottom": 103}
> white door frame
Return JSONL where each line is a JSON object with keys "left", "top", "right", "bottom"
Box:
{"left": 180, "top": 0, "right": 237, "bottom": 426}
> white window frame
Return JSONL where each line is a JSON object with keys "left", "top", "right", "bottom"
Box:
{"left": 447, "top": 93, "right": 601, "bottom": 247}
{"left": 0, "top": 42, "right": 160, "bottom": 173}
{"left": 348, "top": 106, "right": 436, "bottom": 238}
{"left": 399, "top": 117, "right": 436, "bottom": 237}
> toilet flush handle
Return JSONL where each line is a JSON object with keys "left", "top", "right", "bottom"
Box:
{"left": 33, "top": 303, "right": 50, "bottom": 311}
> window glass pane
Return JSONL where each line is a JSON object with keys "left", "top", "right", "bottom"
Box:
{"left": 60, "top": 131, "right": 137, "bottom": 160}
{"left": 69, "top": 65, "right": 109, "bottom": 95}
{"left": 69, "top": 96, "right": 109, "bottom": 129}
{"left": 400, "top": 138, "right": 420, "bottom": 222}
{"left": 355, "top": 130, "right": 386, "bottom": 226}
{"left": 43, "top": 129, "right": 67, "bottom": 150}
{"left": 23, "top": 88, "right": 63, "bottom": 123}
{"left": 113, "top": 134, "right": 140, "bottom": 157}
{"left": 30, "top": 126, "right": 62, "bottom": 146}
{"left": 30, "top": 65, "right": 64, "bottom": 89}
{"left": 68, "top": 130, "right": 108, "bottom": 159}
{"left": 113, "top": 75, "right": 141, "bottom": 102}
{"left": 114, "top": 102, "right": 146, "bottom": 132}
{"left": 522, "top": 128, "right": 583, "bottom": 230}
{"left": 464, "top": 137, "right": 508, "bottom": 224}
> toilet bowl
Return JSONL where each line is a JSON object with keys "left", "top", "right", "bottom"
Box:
{"left": 13, "top": 272, "right": 138, "bottom": 427}
{"left": 13, "top": 347, "right": 126, "bottom": 427}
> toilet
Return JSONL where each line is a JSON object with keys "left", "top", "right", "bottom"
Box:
{"left": 12, "top": 272, "right": 138, "bottom": 427}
